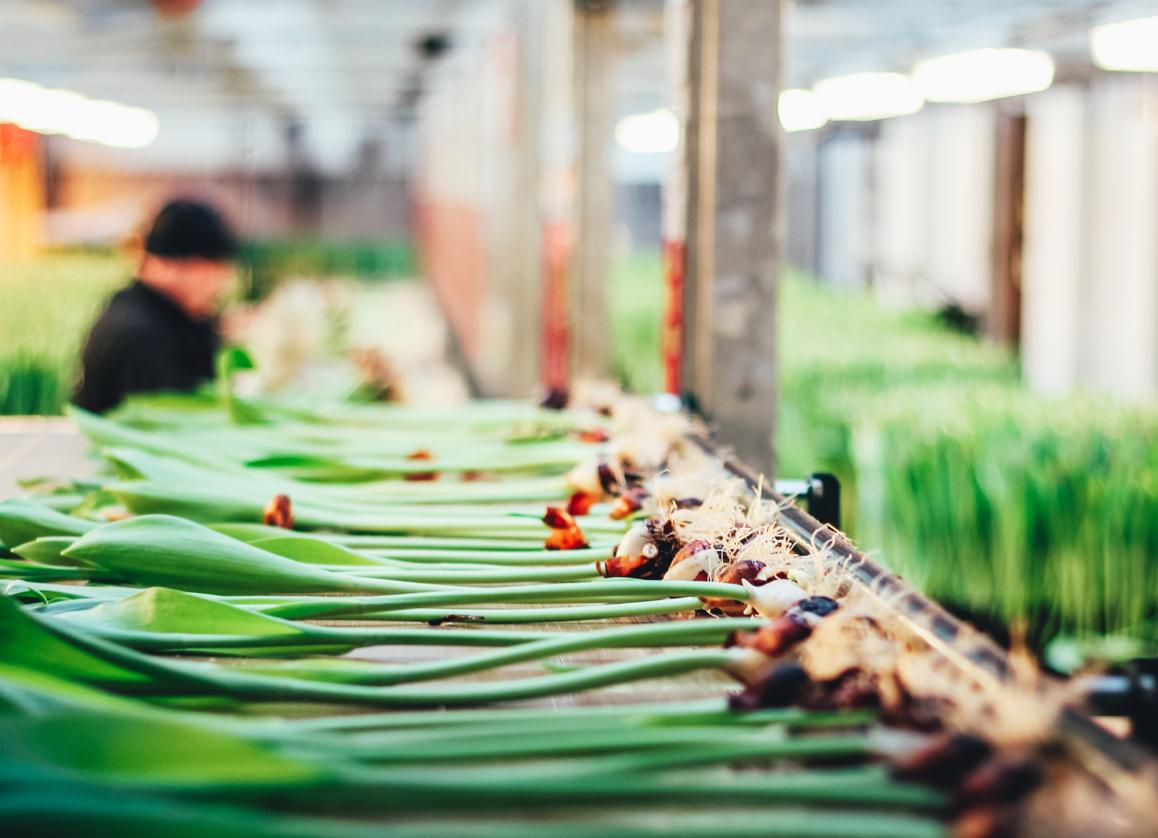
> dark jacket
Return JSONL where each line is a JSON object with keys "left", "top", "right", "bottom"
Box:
{"left": 74, "top": 280, "right": 219, "bottom": 413}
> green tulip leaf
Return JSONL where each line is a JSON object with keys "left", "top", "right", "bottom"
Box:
{"left": 247, "top": 535, "right": 391, "bottom": 567}
{"left": 0, "top": 596, "right": 152, "bottom": 686}
{"left": 12, "top": 536, "right": 83, "bottom": 567}
{"left": 0, "top": 498, "right": 97, "bottom": 549}
{"left": 56, "top": 587, "right": 302, "bottom": 638}
{"left": 62, "top": 516, "right": 365, "bottom": 595}
{"left": 0, "top": 710, "right": 321, "bottom": 785}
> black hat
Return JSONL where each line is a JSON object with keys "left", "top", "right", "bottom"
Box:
{"left": 144, "top": 199, "right": 238, "bottom": 261}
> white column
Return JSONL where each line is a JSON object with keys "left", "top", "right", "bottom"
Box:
{"left": 1080, "top": 76, "right": 1158, "bottom": 401}
{"left": 1021, "top": 85, "right": 1086, "bottom": 396}
{"left": 1023, "top": 79, "right": 1158, "bottom": 403}
{"left": 679, "top": 0, "right": 783, "bottom": 474}
{"left": 873, "top": 114, "right": 928, "bottom": 305}
{"left": 923, "top": 105, "right": 995, "bottom": 312}
{"left": 816, "top": 130, "right": 872, "bottom": 290}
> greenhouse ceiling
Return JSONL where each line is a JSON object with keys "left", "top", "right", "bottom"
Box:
{"left": 4, "top": 1, "right": 1154, "bottom": 105}
{"left": 0, "top": 0, "right": 1154, "bottom": 167}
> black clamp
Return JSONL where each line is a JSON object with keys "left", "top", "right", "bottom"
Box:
{"left": 774, "top": 473, "right": 841, "bottom": 530}
{"left": 1081, "top": 658, "right": 1158, "bottom": 748}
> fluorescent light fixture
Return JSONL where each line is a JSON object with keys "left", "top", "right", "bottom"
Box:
{"left": 76, "top": 102, "right": 160, "bottom": 149}
{"left": 14, "top": 88, "right": 90, "bottom": 134}
{"left": 813, "top": 72, "right": 924, "bottom": 121}
{"left": 778, "top": 88, "right": 827, "bottom": 132}
{"left": 0, "top": 77, "right": 159, "bottom": 148}
{"left": 1091, "top": 15, "right": 1158, "bottom": 72}
{"left": 0, "top": 79, "right": 45, "bottom": 124}
{"left": 914, "top": 48, "right": 1054, "bottom": 103}
{"left": 615, "top": 108, "right": 679, "bottom": 154}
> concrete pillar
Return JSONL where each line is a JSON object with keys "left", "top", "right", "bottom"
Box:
{"left": 679, "top": 0, "right": 783, "bottom": 475}
{"left": 570, "top": 1, "right": 614, "bottom": 382}
{"left": 987, "top": 109, "right": 1025, "bottom": 347}
{"left": 536, "top": 0, "right": 577, "bottom": 395}
{"left": 484, "top": 1, "right": 549, "bottom": 397}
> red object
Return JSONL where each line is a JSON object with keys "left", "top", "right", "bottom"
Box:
{"left": 543, "top": 505, "right": 588, "bottom": 549}
{"left": 0, "top": 124, "right": 38, "bottom": 160}
{"left": 540, "top": 221, "right": 571, "bottom": 393}
{"left": 150, "top": 0, "right": 201, "bottom": 16}
{"left": 609, "top": 488, "right": 648, "bottom": 520}
{"left": 575, "top": 428, "right": 609, "bottom": 444}
{"left": 405, "top": 449, "right": 438, "bottom": 482}
{"left": 262, "top": 494, "right": 294, "bottom": 529}
{"left": 542, "top": 506, "right": 577, "bottom": 530}
{"left": 661, "top": 238, "right": 686, "bottom": 395}
{"left": 567, "top": 491, "right": 596, "bottom": 516}
{"left": 598, "top": 553, "right": 654, "bottom": 578}
{"left": 545, "top": 526, "right": 589, "bottom": 551}
{"left": 727, "top": 616, "right": 813, "bottom": 656}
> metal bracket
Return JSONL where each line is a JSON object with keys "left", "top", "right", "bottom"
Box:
{"left": 1082, "top": 659, "right": 1158, "bottom": 748}
{"left": 686, "top": 431, "right": 1156, "bottom": 778}
{"left": 774, "top": 473, "right": 841, "bottom": 530}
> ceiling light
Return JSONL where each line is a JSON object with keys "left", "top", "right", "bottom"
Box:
{"left": 81, "top": 102, "right": 160, "bottom": 149}
{"left": 0, "top": 79, "right": 45, "bottom": 125}
{"left": 813, "top": 72, "right": 924, "bottom": 122}
{"left": 778, "top": 89, "right": 827, "bottom": 132}
{"left": 13, "top": 88, "right": 90, "bottom": 134}
{"left": 0, "top": 78, "right": 158, "bottom": 148}
{"left": 614, "top": 108, "right": 679, "bottom": 154}
{"left": 914, "top": 48, "right": 1054, "bottom": 103}
{"left": 1091, "top": 15, "right": 1158, "bottom": 72}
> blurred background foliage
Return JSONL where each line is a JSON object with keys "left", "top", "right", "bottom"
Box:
{"left": 239, "top": 239, "right": 414, "bottom": 300}
{"left": 607, "top": 252, "right": 1156, "bottom": 649}
{"left": 0, "top": 243, "right": 413, "bottom": 414}
{"left": 0, "top": 250, "right": 126, "bottom": 415}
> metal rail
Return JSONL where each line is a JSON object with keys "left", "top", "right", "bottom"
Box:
{"left": 689, "top": 433, "right": 1154, "bottom": 776}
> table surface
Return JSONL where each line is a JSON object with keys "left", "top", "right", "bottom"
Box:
{"left": 0, "top": 419, "right": 731, "bottom": 708}
{"left": 0, "top": 418, "right": 95, "bottom": 500}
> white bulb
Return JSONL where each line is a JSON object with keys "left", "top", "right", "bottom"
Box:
{"left": 564, "top": 460, "right": 602, "bottom": 497}
{"left": 663, "top": 547, "right": 718, "bottom": 582}
{"left": 613, "top": 522, "right": 651, "bottom": 559}
{"left": 743, "top": 578, "right": 808, "bottom": 619}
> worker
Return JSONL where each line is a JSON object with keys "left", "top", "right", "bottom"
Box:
{"left": 74, "top": 199, "right": 238, "bottom": 413}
